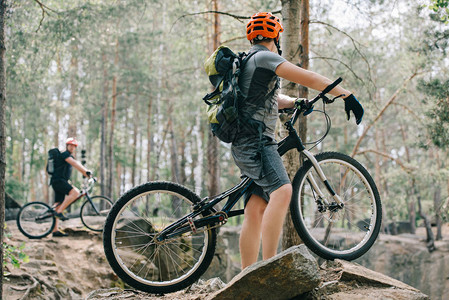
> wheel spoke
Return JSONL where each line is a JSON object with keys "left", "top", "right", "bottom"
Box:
{"left": 293, "top": 153, "right": 381, "bottom": 260}
{"left": 104, "top": 182, "right": 216, "bottom": 293}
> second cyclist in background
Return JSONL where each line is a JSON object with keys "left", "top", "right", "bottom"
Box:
{"left": 50, "top": 137, "right": 92, "bottom": 237}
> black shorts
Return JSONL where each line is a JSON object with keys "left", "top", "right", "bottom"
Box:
{"left": 51, "top": 179, "right": 73, "bottom": 203}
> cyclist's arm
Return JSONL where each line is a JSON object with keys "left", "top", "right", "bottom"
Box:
{"left": 278, "top": 94, "right": 297, "bottom": 109}
{"left": 65, "top": 157, "right": 90, "bottom": 177}
{"left": 275, "top": 61, "right": 352, "bottom": 98}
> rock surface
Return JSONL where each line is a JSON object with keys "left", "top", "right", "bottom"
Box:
{"left": 4, "top": 220, "right": 430, "bottom": 300}
{"left": 208, "top": 245, "right": 321, "bottom": 300}
{"left": 312, "top": 259, "right": 429, "bottom": 300}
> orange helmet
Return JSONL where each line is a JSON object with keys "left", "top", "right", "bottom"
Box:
{"left": 246, "top": 12, "right": 284, "bottom": 42}
{"left": 66, "top": 137, "right": 79, "bottom": 147}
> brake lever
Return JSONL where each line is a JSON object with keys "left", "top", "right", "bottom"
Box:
{"left": 324, "top": 94, "right": 346, "bottom": 104}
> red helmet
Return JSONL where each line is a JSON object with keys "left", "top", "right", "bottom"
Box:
{"left": 66, "top": 137, "right": 79, "bottom": 147}
{"left": 246, "top": 12, "right": 284, "bottom": 42}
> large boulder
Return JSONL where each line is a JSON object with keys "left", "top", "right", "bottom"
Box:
{"left": 208, "top": 244, "right": 321, "bottom": 300}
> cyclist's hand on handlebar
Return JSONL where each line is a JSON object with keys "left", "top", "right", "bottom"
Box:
{"left": 295, "top": 98, "right": 314, "bottom": 116}
{"left": 84, "top": 170, "right": 92, "bottom": 178}
{"left": 344, "top": 94, "right": 364, "bottom": 125}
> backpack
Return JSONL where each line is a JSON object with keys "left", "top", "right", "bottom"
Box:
{"left": 203, "top": 46, "right": 259, "bottom": 143}
{"left": 46, "top": 148, "right": 61, "bottom": 175}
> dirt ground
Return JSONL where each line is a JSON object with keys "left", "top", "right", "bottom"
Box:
{"left": 4, "top": 218, "right": 440, "bottom": 299}
{"left": 4, "top": 218, "right": 120, "bottom": 299}
{"left": 4, "top": 218, "right": 225, "bottom": 300}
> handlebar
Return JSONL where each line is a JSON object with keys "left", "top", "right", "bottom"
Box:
{"left": 82, "top": 176, "right": 97, "bottom": 193}
{"left": 282, "top": 77, "right": 343, "bottom": 127}
{"left": 320, "top": 77, "right": 342, "bottom": 96}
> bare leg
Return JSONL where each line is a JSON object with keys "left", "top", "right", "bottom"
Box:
{"left": 55, "top": 187, "right": 80, "bottom": 213}
{"left": 261, "top": 184, "right": 292, "bottom": 260}
{"left": 52, "top": 188, "right": 80, "bottom": 233}
{"left": 240, "top": 194, "right": 267, "bottom": 269}
{"left": 53, "top": 217, "right": 59, "bottom": 232}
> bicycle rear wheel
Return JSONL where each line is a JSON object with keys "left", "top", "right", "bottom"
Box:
{"left": 17, "top": 202, "right": 56, "bottom": 239}
{"left": 80, "top": 196, "right": 113, "bottom": 232}
{"left": 291, "top": 152, "right": 382, "bottom": 261}
{"left": 103, "top": 181, "right": 217, "bottom": 294}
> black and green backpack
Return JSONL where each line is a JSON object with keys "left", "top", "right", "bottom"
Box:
{"left": 203, "top": 46, "right": 258, "bottom": 143}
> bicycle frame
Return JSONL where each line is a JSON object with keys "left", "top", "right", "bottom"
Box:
{"left": 156, "top": 78, "right": 345, "bottom": 242}
{"left": 51, "top": 177, "right": 101, "bottom": 215}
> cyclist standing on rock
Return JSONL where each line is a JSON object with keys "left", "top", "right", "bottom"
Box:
{"left": 236, "top": 12, "right": 364, "bottom": 269}
{"left": 50, "top": 137, "right": 91, "bottom": 237}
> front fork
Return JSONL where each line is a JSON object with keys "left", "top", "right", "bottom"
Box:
{"left": 301, "top": 150, "right": 344, "bottom": 208}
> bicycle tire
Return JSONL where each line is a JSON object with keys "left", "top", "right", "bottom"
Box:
{"left": 291, "top": 152, "right": 382, "bottom": 261}
{"left": 80, "top": 195, "right": 113, "bottom": 232}
{"left": 103, "top": 181, "right": 217, "bottom": 294}
{"left": 17, "top": 201, "right": 56, "bottom": 239}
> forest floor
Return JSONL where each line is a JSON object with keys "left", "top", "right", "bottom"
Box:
{"left": 4, "top": 219, "right": 442, "bottom": 299}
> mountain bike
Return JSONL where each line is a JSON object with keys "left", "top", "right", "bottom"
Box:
{"left": 103, "top": 78, "right": 382, "bottom": 294}
{"left": 17, "top": 177, "right": 113, "bottom": 239}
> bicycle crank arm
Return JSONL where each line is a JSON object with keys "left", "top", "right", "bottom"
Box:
{"left": 303, "top": 150, "right": 344, "bottom": 206}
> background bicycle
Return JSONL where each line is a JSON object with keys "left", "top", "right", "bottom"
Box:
{"left": 103, "top": 79, "right": 382, "bottom": 294}
{"left": 17, "top": 177, "right": 113, "bottom": 239}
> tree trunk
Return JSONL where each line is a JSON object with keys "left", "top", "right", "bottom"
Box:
{"left": 147, "top": 98, "right": 153, "bottom": 182}
{"left": 100, "top": 52, "right": 109, "bottom": 196}
{"left": 281, "top": 0, "right": 308, "bottom": 250}
{"left": 131, "top": 97, "right": 139, "bottom": 186}
{"left": 0, "top": 1, "right": 6, "bottom": 296}
{"left": 399, "top": 124, "right": 416, "bottom": 234}
{"left": 194, "top": 113, "right": 203, "bottom": 195}
{"left": 434, "top": 185, "right": 442, "bottom": 240}
{"left": 68, "top": 42, "right": 78, "bottom": 137}
{"left": 417, "top": 194, "right": 436, "bottom": 252}
{"left": 107, "top": 38, "right": 119, "bottom": 198}
{"left": 206, "top": 0, "right": 221, "bottom": 197}
{"left": 168, "top": 107, "right": 180, "bottom": 183}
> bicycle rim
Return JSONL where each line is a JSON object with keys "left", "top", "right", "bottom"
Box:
{"left": 80, "top": 196, "right": 113, "bottom": 232}
{"left": 17, "top": 202, "right": 55, "bottom": 239}
{"left": 105, "top": 183, "right": 215, "bottom": 292}
{"left": 292, "top": 152, "right": 381, "bottom": 260}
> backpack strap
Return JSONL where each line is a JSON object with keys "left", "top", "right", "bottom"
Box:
{"left": 203, "top": 49, "right": 260, "bottom": 105}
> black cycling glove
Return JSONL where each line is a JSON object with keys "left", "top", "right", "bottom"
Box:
{"left": 344, "top": 94, "right": 364, "bottom": 125}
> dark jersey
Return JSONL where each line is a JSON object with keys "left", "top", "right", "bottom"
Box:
{"left": 50, "top": 150, "right": 73, "bottom": 182}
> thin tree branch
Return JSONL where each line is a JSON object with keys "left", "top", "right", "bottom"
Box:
{"left": 171, "top": 10, "right": 281, "bottom": 32}
{"left": 310, "top": 19, "right": 374, "bottom": 89}
{"left": 33, "top": 0, "right": 59, "bottom": 32}
{"left": 355, "top": 149, "right": 414, "bottom": 173}
{"left": 351, "top": 71, "right": 419, "bottom": 157}
{"left": 310, "top": 56, "right": 362, "bottom": 82}
{"left": 391, "top": 102, "right": 423, "bottom": 125}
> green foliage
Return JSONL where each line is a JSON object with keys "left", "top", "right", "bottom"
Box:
{"left": 5, "top": 178, "right": 27, "bottom": 204}
{"left": 418, "top": 78, "right": 449, "bottom": 148}
{"left": 4, "top": 0, "right": 449, "bottom": 228}
{"left": 3, "top": 228, "right": 29, "bottom": 274}
{"left": 427, "top": 0, "right": 449, "bottom": 22}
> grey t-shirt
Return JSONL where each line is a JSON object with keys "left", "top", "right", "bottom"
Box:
{"left": 231, "top": 44, "right": 286, "bottom": 179}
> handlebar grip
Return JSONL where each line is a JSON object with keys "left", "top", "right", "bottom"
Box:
{"left": 321, "top": 77, "right": 343, "bottom": 95}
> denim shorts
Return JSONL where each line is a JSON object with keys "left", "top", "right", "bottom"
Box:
{"left": 244, "top": 143, "right": 291, "bottom": 204}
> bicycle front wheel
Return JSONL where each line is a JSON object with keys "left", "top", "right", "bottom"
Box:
{"left": 80, "top": 196, "right": 113, "bottom": 232}
{"left": 103, "top": 181, "right": 217, "bottom": 294}
{"left": 291, "top": 152, "right": 382, "bottom": 261}
{"left": 17, "top": 202, "right": 56, "bottom": 239}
